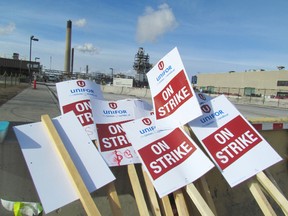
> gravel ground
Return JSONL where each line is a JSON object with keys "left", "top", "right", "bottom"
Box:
{"left": 0, "top": 83, "right": 29, "bottom": 106}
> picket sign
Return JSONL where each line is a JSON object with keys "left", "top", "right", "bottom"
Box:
{"left": 118, "top": 119, "right": 217, "bottom": 215}
{"left": 185, "top": 122, "right": 288, "bottom": 215}
{"left": 41, "top": 114, "right": 101, "bottom": 216}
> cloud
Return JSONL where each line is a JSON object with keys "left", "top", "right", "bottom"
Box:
{"left": 136, "top": 3, "right": 178, "bottom": 43}
{"left": 74, "top": 18, "right": 87, "bottom": 27}
{"left": 75, "top": 43, "right": 99, "bottom": 54}
{"left": 0, "top": 22, "right": 16, "bottom": 35}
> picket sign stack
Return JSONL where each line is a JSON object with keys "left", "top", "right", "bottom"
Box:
{"left": 14, "top": 47, "right": 288, "bottom": 216}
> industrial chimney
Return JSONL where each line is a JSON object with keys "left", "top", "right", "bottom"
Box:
{"left": 64, "top": 20, "right": 72, "bottom": 76}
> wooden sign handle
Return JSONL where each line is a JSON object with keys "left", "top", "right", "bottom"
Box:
{"left": 141, "top": 166, "right": 162, "bottom": 216}
{"left": 185, "top": 183, "right": 215, "bottom": 216}
{"left": 248, "top": 179, "right": 277, "bottom": 215}
{"left": 41, "top": 114, "right": 101, "bottom": 216}
{"left": 173, "top": 189, "right": 189, "bottom": 216}
{"left": 127, "top": 164, "right": 150, "bottom": 216}
{"left": 93, "top": 140, "right": 122, "bottom": 216}
{"left": 256, "top": 171, "right": 288, "bottom": 215}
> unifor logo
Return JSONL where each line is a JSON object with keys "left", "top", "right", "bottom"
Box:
{"left": 198, "top": 93, "right": 206, "bottom": 101}
{"left": 142, "top": 118, "right": 152, "bottom": 126}
{"left": 201, "top": 104, "right": 211, "bottom": 113}
{"left": 158, "top": 61, "right": 164, "bottom": 70}
{"left": 109, "top": 102, "right": 117, "bottom": 109}
{"left": 77, "top": 80, "right": 86, "bottom": 87}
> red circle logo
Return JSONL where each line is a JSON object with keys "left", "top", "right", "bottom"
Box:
{"left": 198, "top": 93, "right": 206, "bottom": 101}
{"left": 109, "top": 102, "right": 117, "bottom": 109}
{"left": 77, "top": 80, "right": 86, "bottom": 87}
{"left": 201, "top": 104, "right": 211, "bottom": 113}
{"left": 158, "top": 61, "right": 164, "bottom": 70}
{"left": 142, "top": 118, "right": 152, "bottom": 125}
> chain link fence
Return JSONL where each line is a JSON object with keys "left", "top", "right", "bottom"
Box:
{"left": 199, "top": 86, "right": 288, "bottom": 108}
{"left": 0, "top": 71, "right": 27, "bottom": 88}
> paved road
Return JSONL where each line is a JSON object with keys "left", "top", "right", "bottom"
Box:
{"left": 235, "top": 104, "right": 288, "bottom": 119}
{"left": 48, "top": 85, "right": 288, "bottom": 119}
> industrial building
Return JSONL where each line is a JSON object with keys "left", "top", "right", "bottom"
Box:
{"left": 0, "top": 53, "right": 40, "bottom": 78}
{"left": 196, "top": 69, "right": 288, "bottom": 98}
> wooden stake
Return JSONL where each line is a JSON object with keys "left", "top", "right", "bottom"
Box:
{"left": 127, "top": 164, "right": 150, "bottom": 216}
{"left": 185, "top": 183, "right": 215, "bottom": 216}
{"left": 41, "top": 114, "right": 101, "bottom": 216}
{"left": 141, "top": 166, "right": 161, "bottom": 216}
{"left": 196, "top": 176, "right": 218, "bottom": 215}
{"left": 106, "top": 182, "right": 122, "bottom": 216}
{"left": 173, "top": 189, "right": 189, "bottom": 216}
{"left": 158, "top": 196, "right": 174, "bottom": 216}
{"left": 93, "top": 140, "right": 122, "bottom": 216}
{"left": 256, "top": 171, "right": 288, "bottom": 215}
{"left": 248, "top": 179, "right": 277, "bottom": 216}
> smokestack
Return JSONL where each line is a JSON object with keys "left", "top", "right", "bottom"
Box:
{"left": 64, "top": 20, "right": 72, "bottom": 76}
{"left": 71, "top": 48, "right": 74, "bottom": 75}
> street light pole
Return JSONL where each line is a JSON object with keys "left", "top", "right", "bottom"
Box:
{"left": 110, "top": 67, "right": 113, "bottom": 84}
{"left": 29, "top": 35, "right": 39, "bottom": 83}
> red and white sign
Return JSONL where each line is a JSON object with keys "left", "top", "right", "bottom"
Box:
{"left": 147, "top": 47, "right": 202, "bottom": 130}
{"left": 56, "top": 80, "right": 103, "bottom": 140}
{"left": 189, "top": 95, "right": 282, "bottom": 187}
{"left": 121, "top": 116, "right": 214, "bottom": 198}
{"left": 56, "top": 79, "right": 103, "bottom": 100}
{"left": 91, "top": 99, "right": 148, "bottom": 166}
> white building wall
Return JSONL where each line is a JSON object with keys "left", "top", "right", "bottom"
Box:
{"left": 197, "top": 70, "right": 288, "bottom": 90}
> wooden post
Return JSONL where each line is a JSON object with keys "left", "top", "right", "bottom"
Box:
{"left": 158, "top": 196, "right": 174, "bottom": 216}
{"left": 256, "top": 171, "right": 288, "bottom": 215}
{"left": 196, "top": 176, "right": 218, "bottom": 215}
{"left": 41, "top": 114, "right": 101, "bottom": 216}
{"left": 185, "top": 183, "right": 215, "bottom": 216}
{"left": 173, "top": 189, "right": 189, "bottom": 216}
{"left": 106, "top": 182, "right": 122, "bottom": 216}
{"left": 141, "top": 166, "right": 161, "bottom": 216}
{"left": 248, "top": 179, "right": 277, "bottom": 216}
{"left": 93, "top": 140, "right": 122, "bottom": 216}
{"left": 127, "top": 164, "right": 150, "bottom": 216}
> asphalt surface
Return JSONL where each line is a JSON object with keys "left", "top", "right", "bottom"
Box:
{"left": 0, "top": 84, "right": 60, "bottom": 122}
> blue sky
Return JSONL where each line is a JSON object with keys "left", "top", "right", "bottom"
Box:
{"left": 0, "top": 0, "right": 287, "bottom": 78}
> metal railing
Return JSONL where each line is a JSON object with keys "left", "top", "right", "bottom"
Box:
{"left": 199, "top": 86, "right": 288, "bottom": 108}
